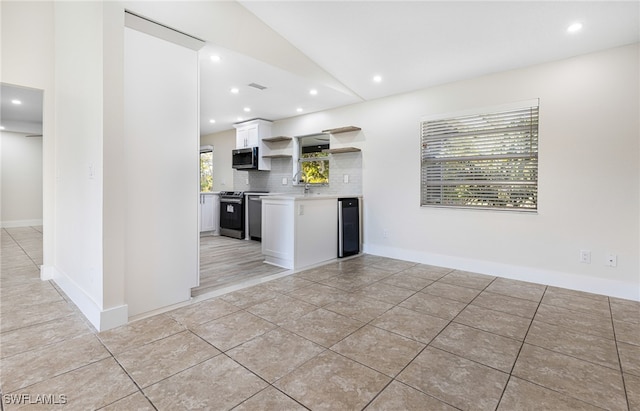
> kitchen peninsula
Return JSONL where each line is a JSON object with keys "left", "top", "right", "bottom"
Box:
{"left": 262, "top": 194, "right": 360, "bottom": 270}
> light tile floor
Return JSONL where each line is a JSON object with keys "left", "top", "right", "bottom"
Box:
{"left": 1, "top": 226, "right": 639, "bottom": 410}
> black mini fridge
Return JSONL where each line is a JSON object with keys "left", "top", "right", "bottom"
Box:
{"left": 338, "top": 198, "right": 360, "bottom": 258}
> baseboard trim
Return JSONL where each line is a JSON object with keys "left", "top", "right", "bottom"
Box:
{"left": 363, "top": 244, "right": 639, "bottom": 302}
{"left": 1, "top": 219, "right": 43, "bottom": 228}
{"left": 44, "top": 265, "right": 128, "bottom": 331}
{"left": 41, "top": 265, "right": 55, "bottom": 280}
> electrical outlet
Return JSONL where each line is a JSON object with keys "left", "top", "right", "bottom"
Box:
{"left": 343, "top": 174, "right": 349, "bottom": 184}
{"left": 282, "top": 177, "right": 288, "bottom": 185}
{"left": 606, "top": 253, "right": 617, "bottom": 267}
{"left": 383, "top": 229, "right": 389, "bottom": 239}
{"left": 579, "top": 250, "right": 591, "bottom": 264}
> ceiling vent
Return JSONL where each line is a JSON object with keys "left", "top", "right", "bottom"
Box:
{"left": 248, "top": 82, "right": 267, "bottom": 91}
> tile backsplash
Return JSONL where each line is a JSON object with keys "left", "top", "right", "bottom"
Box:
{"left": 233, "top": 152, "right": 362, "bottom": 196}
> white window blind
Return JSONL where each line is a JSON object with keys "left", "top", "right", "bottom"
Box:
{"left": 421, "top": 101, "right": 539, "bottom": 211}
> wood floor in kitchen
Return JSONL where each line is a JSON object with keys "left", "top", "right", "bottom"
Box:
{"left": 194, "top": 235, "right": 286, "bottom": 297}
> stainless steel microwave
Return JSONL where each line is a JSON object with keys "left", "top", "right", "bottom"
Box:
{"left": 232, "top": 147, "right": 259, "bottom": 170}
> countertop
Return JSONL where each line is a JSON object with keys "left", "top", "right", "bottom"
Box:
{"left": 262, "top": 194, "right": 362, "bottom": 201}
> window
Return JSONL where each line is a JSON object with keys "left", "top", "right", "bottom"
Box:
{"left": 421, "top": 100, "right": 539, "bottom": 211}
{"left": 200, "top": 145, "right": 213, "bottom": 192}
{"left": 295, "top": 134, "right": 330, "bottom": 185}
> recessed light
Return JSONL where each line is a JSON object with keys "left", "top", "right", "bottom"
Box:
{"left": 373, "top": 75, "right": 382, "bottom": 83}
{"left": 230, "top": 87, "right": 239, "bottom": 94}
{"left": 209, "top": 119, "right": 216, "bottom": 124}
{"left": 243, "top": 107, "right": 251, "bottom": 112}
{"left": 0, "top": 126, "right": 5, "bottom": 130}
{"left": 296, "top": 108, "right": 303, "bottom": 113}
{"left": 567, "top": 22, "right": 583, "bottom": 33}
{"left": 210, "top": 55, "right": 221, "bottom": 62}
{"left": 237, "top": 117, "right": 243, "bottom": 121}
{"left": 309, "top": 89, "right": 318, "bottom": 96}
{"left": 11, "top": 99, "right": 21, "bottom": 105}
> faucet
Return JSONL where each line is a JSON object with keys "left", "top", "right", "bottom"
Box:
{"left": 293, "top": 168, "right": 307, "bottom": 184}
{"left": 293, "top": 169, "right": 310, "bottom": 194}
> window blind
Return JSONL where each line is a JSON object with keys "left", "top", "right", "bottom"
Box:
{"left": 421, "top": 102, "right": 539, "bottom": 210}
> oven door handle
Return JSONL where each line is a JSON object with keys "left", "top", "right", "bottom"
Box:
{"left": 221, "top": 198, "right": 243, "bottom": 204}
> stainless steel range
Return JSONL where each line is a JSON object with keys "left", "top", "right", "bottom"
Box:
{"left": 219, "top": 191, "right": 245, "bottom": 239}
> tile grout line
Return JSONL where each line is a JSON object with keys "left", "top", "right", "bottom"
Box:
{"left": 503, "top": 287, "right": 624, "bottom": 410}
{"left": 494, "top": 283, "right": 546, "bottom": 409}
{"left": 362, "top": 269, "right": 494, "bottom": 410}
{"left": 226, "top": 342, "right": 314, "bottom": 411}
{"left": 222, "top": 263, "right": 445, "bottom": 410}
{"left": 185, "top": 300, "right": 331, "bottom": 405}
{"left": 5, "top": 237, "right": 637, "bottom": 410}
{"left": 99, "top": 326, "right": 232, "bottom": 410}
{"left": 296, "top": 267, "right": 415, "bottom": 409}
{"left": 96, "top": 340, "right": 160, "bottom": 411}
{"left": 2, "top": 227, "right": 41, "bottom": 271}
{"left": 609, "top": 297, "right": 632, "bottom": 411}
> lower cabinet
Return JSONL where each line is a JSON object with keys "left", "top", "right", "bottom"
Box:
{"left": 262, "top": 196, "right": 337, "bottom": 270}
{"left": 200, "top": 193, "right": 219, "bottom": 234}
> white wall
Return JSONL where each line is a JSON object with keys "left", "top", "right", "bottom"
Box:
{"left": 52, "top": 2, "right": 108, "bottom": 325}
{"left": 272, "top": 44, "right": 640, "bottom": 301}
{"left": 101, "top": 1, "right": 126, "bottom": 316}
{"left": 200, "top": 129, "right": 235, "bottom": 192}
{"left": 123, "top": 26, "right": 199, "bottom": 317}
{"left": 1, "top": 132, "right": 43, "bottom": 227}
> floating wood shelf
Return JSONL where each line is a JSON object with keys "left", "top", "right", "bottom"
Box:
{"left": 262, "top": 154, "right": 292, "bottom": 158}
{"left": 323, "top": 147, "right": 361, "bottom": 154}
{"left": 321, "top": 126, "right": 361, "bottom": 134}
{"left": 262, "top": 136, "right": 292, "bottom": 142}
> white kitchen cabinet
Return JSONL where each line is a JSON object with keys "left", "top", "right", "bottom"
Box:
{"left": 234, "top": 119, "right": 272, "bottom": 170}
{"left": 236, "top": 124, "right": 259, "bottom": 148}
{"left": 200, "top": 193, "right": 219, "bottom": 234}
{"left": 234, "top": 119, "right": 270, "bottom": 148}
{"left": 262, "top": 196, "right": 337, "bottom": 270}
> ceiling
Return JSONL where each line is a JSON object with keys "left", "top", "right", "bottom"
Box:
{"left": 0, "top": 84, "right": 43, "bottom": 135}
{"left": 2, "top": 2, "right": 638, "bottom": 138}
{"left": 200, "top": 1, "right": 639, "bottom": 135}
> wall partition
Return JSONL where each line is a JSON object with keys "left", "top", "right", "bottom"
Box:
{"left": 123, "top": 13, "right": 203, "bottom": 317}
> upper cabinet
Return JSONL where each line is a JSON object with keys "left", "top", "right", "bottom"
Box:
{"left": 235, "top": 119, "right": 272, "bottom": 148}
{"left": 234, "top": 119, "right": 273, "bottom": 170}
{"left": 236, "top": 125, "right": 258, "bottom": 148}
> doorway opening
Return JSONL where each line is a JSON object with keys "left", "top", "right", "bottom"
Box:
{"left": 1, "top": 83, "right": 45, "bottom": 276}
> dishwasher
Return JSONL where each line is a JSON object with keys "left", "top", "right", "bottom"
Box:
{"left": 248, "top": 195, "right": 263, "bottom": 241}
{"left": 338, "top": 198, "right": 360, "bottom": 257}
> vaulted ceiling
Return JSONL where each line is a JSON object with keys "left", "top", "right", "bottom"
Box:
{"left": 199, "top": 1, "right": 639, "bottom": 135}
{"left": 2, "top": 2, "right": 638, "bottom": 137}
